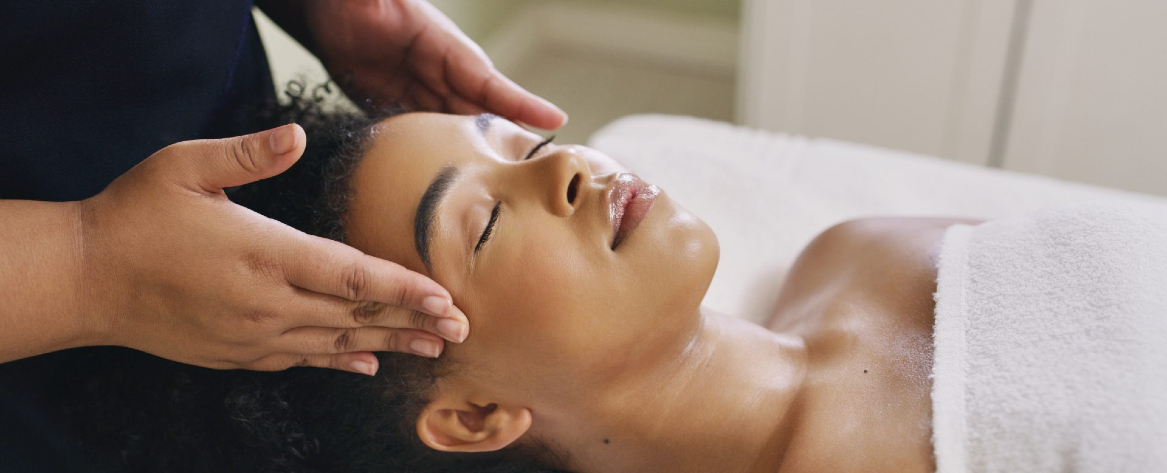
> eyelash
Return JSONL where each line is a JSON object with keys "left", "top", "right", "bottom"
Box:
{"left": 523, "top": 135, "right": 555, "bottom": 161}
{"left": 475, "top": 201, "right": 502, "bottom": 254}
{"left": 475, "top": 137, "right": 553, "bottom": 256}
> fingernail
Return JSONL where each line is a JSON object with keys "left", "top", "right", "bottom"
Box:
{"left": 421, "top": 295, "right": 451, "bottom": 316}
{"left": 437, "top": 318, "right": 468, "bottom": 343}
{"left": 350, "top": 359, "right": 377, "bottom": 376}
{"left": 410, "top": 338, "right": 442, "bottom": 358}
{"left": 269, "top": 124, "right": 297, "bottom": 155}
{"left": 449, "top": 304, "right": 467, "bottom": 323}
{"left": 542, "top": 98, "right": 568, "bottom": 126}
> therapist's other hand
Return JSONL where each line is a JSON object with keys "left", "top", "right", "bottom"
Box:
{"left": 304, "top": 0, "right": 567, "bottom": 130}
{"left": 80, "top": 124, "right": 468, "bottom": 375}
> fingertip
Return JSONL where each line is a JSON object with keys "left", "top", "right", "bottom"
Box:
{"left": 268, "top": 123, "right": 295, "bottom": 155}
{"left": 409, "top": 338, "right": 444, "bottom": 358}
{"left": 449, "top": 304, "right": 469, "bottom": 326}
{"left": 421, "top": 294, "right": 454, "bottom": 317}
{"left": 347, "top": 352, "right": 379, "bottom": 376}
{"left": 436, "top": 316, "right": 468, "bottom": 343}
{"left": 526, "top": 99, "right": 568, "bottom": 130}
{"left": 290, "top": 123, "right": 306, "bottom": 154}
{"left": 268, "top": 123, "right": 306, "bottom": 158}
{"left": 546, "top": 103, "right": 569, "bottom": 129}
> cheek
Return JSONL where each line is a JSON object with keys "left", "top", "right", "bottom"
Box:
{"left": 452, "top": 202, "right": 719, "bottom": 392}
{"left": 461, "top": 223, "right": 601, "bottom": 372}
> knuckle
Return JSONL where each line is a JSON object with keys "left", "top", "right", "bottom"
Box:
{"left": 293, "top": 356, "right": 311, "bottom": 368}
{"left": 162, "top": 140, "right": 197, "bottom": 159}
{"left": 340, "top": 262, "right": 370, "bottom": 300}
{"left": 477, "top": 74, "right": 498, "bottom": 104}
{"left": 243, "top": 356, "right": 278, "bottom": 371}
{"left": 228, "top": 137, "right": 262, "bottom": 175}
{"left": 240, "top": 306, "right": 275, "bottom": 325}
{"left": 389, "top": 275, "right": 421, "bottom": 307}
{"left": 333, "top": 329, "right": 357, "bottom": 352}
{"left": 350, "top": 301, "right": 387, "bottom": 324}
{"left": 408, "top": 310, "right": 429, "bottom": 330}
{"left": 389, "top": 284, "right": 409, "bottom": 307}
{"left": 383, "top": 330, "right": 403, "bottom": 351}
{"left": 242, "top": 251, "right": 282, "bottom": 280}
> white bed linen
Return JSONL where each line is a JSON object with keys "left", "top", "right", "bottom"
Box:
{"left": 587, "top": 114, "right": 1167, "bottom": 323}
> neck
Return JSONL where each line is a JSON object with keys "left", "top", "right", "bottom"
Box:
{"left": 541, "top": 308, "right": 807, "bottom": 473}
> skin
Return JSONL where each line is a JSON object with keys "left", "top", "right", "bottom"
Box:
{"left": 0, "top": 0, "right": 566, "bottom": 373}
{"left": 344, "top": 112, "right": 981, "bottom": 472}
{"left": 765, "top": 217, "right": 977, "bottom": 473}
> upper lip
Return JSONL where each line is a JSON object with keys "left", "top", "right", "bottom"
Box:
{"left": 605, "top": 173, "right": 647, "bottom": 248}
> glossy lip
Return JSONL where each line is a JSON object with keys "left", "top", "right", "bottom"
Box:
{"left": 606, "top": 173, "right": 661, "bottom": 250}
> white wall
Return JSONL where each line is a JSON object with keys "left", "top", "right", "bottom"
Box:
{"left": 1001, "top": 0, "right": 1167, "bottom": 196}
{"left": 739, "top": 0, "right": 1167, "bottom": 196}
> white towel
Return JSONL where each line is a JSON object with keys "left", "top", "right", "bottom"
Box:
{"left": 932, "top": 203, "right": 1167, "bottom": 473}
{"left": 588, "top": 115, "right": 1167, "bottom": 323}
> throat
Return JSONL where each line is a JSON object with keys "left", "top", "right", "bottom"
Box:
{"left": 550, "top": 309, "right": 808, "bottom": 473}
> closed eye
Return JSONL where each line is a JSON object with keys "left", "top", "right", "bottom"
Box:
{"left": 523, "top": 135, "right": 555, "bottom": 161}
{"left": 474, "top": 201, "right": 502, "bottom": 254}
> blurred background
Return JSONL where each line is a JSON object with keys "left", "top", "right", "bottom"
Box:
{"left": 256, "top": 0, "right": 1167, "bottom": 196}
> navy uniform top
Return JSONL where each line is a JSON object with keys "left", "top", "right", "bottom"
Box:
{"left": 0, "top": 0, "right": 274, "bottom": 201}
{"left": 0, "top": 1, "right": 275, "bottom": 471}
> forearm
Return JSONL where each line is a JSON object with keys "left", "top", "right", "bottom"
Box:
{"left": 0, "top": 199, "right": 104, "bottom": 363}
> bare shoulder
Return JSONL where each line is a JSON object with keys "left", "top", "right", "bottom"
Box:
{"left": 801, "top": 217, "right": 980, "bottom": 266}
{"left": 769, "top": 217, "right": 982, "bottom": 473}
{"left": 771, "top": 217, "right": 980, "bottom": 328}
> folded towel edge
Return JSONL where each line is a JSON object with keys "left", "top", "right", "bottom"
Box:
{"left": 932, "top": 224, "right": 975, "bottom": 473}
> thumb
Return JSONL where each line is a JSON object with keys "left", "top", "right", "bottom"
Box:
{"left": 177, "top": 123, "right": 306, "bottom": 193}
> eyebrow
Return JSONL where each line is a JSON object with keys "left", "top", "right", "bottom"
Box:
{"left": 414, "top": 164, "right": 460, "bottom": 271}
{"left": 475, "top": 113, "right": 498, "bottom": 136}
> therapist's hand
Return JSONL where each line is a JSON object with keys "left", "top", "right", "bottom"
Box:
{"left": 302, "top": 0, "right": 567, "bottom": 130}
{"left": 79, "top": 124, "right": 468, "bottom": 375}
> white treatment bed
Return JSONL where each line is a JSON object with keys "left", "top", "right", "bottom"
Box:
{"left": 587, "top": 114, "right": 1167, "bottom": 324}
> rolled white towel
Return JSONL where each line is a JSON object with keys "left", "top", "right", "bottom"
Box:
{"left": 932, "top": 203, "right": 1167, "bottom": 472}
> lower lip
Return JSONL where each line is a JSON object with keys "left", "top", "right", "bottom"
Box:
{"left": 612, "top": 184, "right": 661, "bottom": 249}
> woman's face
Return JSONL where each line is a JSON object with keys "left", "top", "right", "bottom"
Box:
{"left": 345, "top": 113, "right": 718, "bottom": 403}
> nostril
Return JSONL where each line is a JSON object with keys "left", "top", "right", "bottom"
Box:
{"left": 566, "top": 173, "right": 581, "bottom": 205}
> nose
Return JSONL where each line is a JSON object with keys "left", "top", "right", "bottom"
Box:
{"left": 533, "top": 146, "right": 590, "bottom": 217}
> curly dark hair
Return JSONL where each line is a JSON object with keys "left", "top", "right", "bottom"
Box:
{"left": 55, "top": 84, "right": 567, "bottom": 473}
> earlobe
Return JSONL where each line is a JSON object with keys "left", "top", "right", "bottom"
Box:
{"left": 417, "top": 399, "right": 532, "bottom": 453}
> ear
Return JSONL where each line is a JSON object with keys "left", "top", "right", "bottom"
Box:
{"left": 417, "top": 390, "right": 532, "bottom": 453}
{"left": 417, "top": 395, "right": 532, "bottom": 453}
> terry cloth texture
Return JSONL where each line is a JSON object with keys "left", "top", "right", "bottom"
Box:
{"left": 932, "top": 203, "right": 1167, "bottom": 473}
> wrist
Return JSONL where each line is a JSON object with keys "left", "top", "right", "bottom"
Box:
{"left": 0, "top": 197, "right": 120, "bottom": 362}
{"left": 70, "top": 197, "right": 124, "bottom": 349}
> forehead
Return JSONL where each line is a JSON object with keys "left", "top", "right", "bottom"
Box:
{"left": 344, "top": 112, "right": 487, "bottom": 276}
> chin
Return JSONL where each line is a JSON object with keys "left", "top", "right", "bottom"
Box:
{"left": 636, "top": 195, "right": 719, "bottom": 311}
